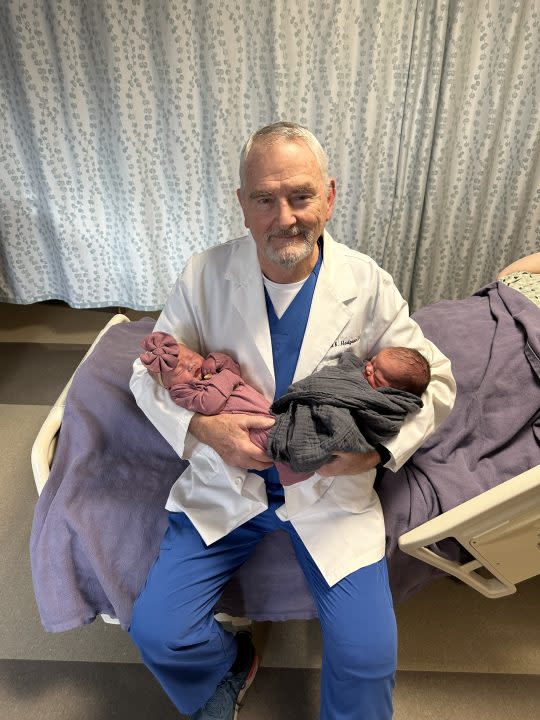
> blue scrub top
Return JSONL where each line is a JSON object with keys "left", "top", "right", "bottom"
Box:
{"left": 256, "top": 240, "right": 323, "bottom": 490}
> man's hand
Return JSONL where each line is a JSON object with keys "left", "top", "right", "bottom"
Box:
{"left": 317, "top": 449, "right": 381, "bottom": 477}
{"left": 188, "top": 413, "right": 275, "bottom": 470}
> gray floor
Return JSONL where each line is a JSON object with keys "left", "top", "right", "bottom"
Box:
{"left": 1, "top": 661, "right": 540, "bottom": 720}
{"left": 1, "top": 301, "right": 539, "bottom": 718}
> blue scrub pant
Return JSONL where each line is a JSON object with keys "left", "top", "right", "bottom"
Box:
{"left": 129, "top": 492, "right": 397, "bottom": 718}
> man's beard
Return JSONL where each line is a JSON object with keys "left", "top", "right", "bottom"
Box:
{"left": 264, "top": 227, "right": 316, "bottom": 269}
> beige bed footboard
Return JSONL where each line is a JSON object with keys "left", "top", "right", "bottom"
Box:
{"left": 398, "top": 465, "right": 540, "bottom": 597}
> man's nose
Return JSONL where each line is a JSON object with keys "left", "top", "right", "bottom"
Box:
{"left": 275, "top": 199, "right": 296, "bottom": 228}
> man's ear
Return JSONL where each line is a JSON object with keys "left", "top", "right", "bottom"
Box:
{"left": 326, "top": 179, "right": 337, "bottom": 221}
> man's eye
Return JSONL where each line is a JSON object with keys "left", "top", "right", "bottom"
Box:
{"left": 257, "top": 197, "right": 272, "bottom": 205}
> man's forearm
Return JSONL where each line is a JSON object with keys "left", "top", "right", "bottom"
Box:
{"left": 187, "top": 413, "right": 212, "bottom": 444}
{"left": 130, "top": 357, "right": 194, "bottom": 459}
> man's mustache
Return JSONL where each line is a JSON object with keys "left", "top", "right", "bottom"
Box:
{"left": 267, "top": 227, "right": 310, "bottom": 240}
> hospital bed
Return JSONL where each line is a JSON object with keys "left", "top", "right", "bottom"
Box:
{"left": 30, "top": 280, "right": 540, "bottom": 632}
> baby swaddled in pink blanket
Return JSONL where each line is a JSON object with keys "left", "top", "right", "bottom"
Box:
{"left": 140, "top": 332, "right": 309, "bottom": 485}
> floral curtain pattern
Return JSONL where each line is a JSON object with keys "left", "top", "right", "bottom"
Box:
{"left": 0, "top": 0, "right": 538, "bottom": 311}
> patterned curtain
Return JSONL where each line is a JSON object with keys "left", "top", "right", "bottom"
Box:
{"left": 1, "top": 1, "right": 538, "bottom": 311}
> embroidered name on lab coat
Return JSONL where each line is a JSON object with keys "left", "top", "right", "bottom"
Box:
{"left": 331, "top": 336, "right": 360, "bottom": 348}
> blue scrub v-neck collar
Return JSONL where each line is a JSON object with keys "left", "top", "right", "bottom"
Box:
{"left": 264, "top": 238, "right": 323, "bottom": 326}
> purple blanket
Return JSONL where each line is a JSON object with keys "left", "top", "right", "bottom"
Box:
{"left": 30, "top": 282, "right": 539, "bottom": 631}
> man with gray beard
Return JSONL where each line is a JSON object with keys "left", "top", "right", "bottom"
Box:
{"left": 129, "top": 122, "right": 456, "bottom": 720}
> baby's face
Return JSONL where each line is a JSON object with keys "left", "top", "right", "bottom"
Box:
{"left": 363, "top": 350, "right": 398, "bottom": 389}
{"left": 174, "top": 345, "right": 205, "bottom": 383}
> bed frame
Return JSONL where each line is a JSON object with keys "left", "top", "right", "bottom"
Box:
{"left": 31, "top": 314, "right": 540, "bottom": 612}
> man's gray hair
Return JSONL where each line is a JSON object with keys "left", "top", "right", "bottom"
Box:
{"left": 239, "top": 121, "right": 330, "bottom": 190}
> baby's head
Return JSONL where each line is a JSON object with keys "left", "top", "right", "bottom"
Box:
{"left": 364, "top": 347, "right": 431, "bottom": 397}
{"left": 140, "top": 332, "right": 205, "bottom": 385}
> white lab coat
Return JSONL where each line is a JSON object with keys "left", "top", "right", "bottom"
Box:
{"left": 130, "top": 232, "right": 456, "bottom": 585}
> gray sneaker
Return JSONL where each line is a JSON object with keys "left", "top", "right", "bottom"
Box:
{"left": 190, "top": 632, "right": 259, "bottom": 720}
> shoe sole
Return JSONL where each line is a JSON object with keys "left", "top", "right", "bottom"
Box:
{"left": 234, "top": 654, "right": 259, "bottom": 719}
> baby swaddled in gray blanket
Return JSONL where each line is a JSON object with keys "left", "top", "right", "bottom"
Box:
{"left": 268, "top": 349, "right": 427, "bottom": 473}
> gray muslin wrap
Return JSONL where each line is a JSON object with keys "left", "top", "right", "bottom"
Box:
{"left": 267, "top": 351, "right": 423, "bottom": 472}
